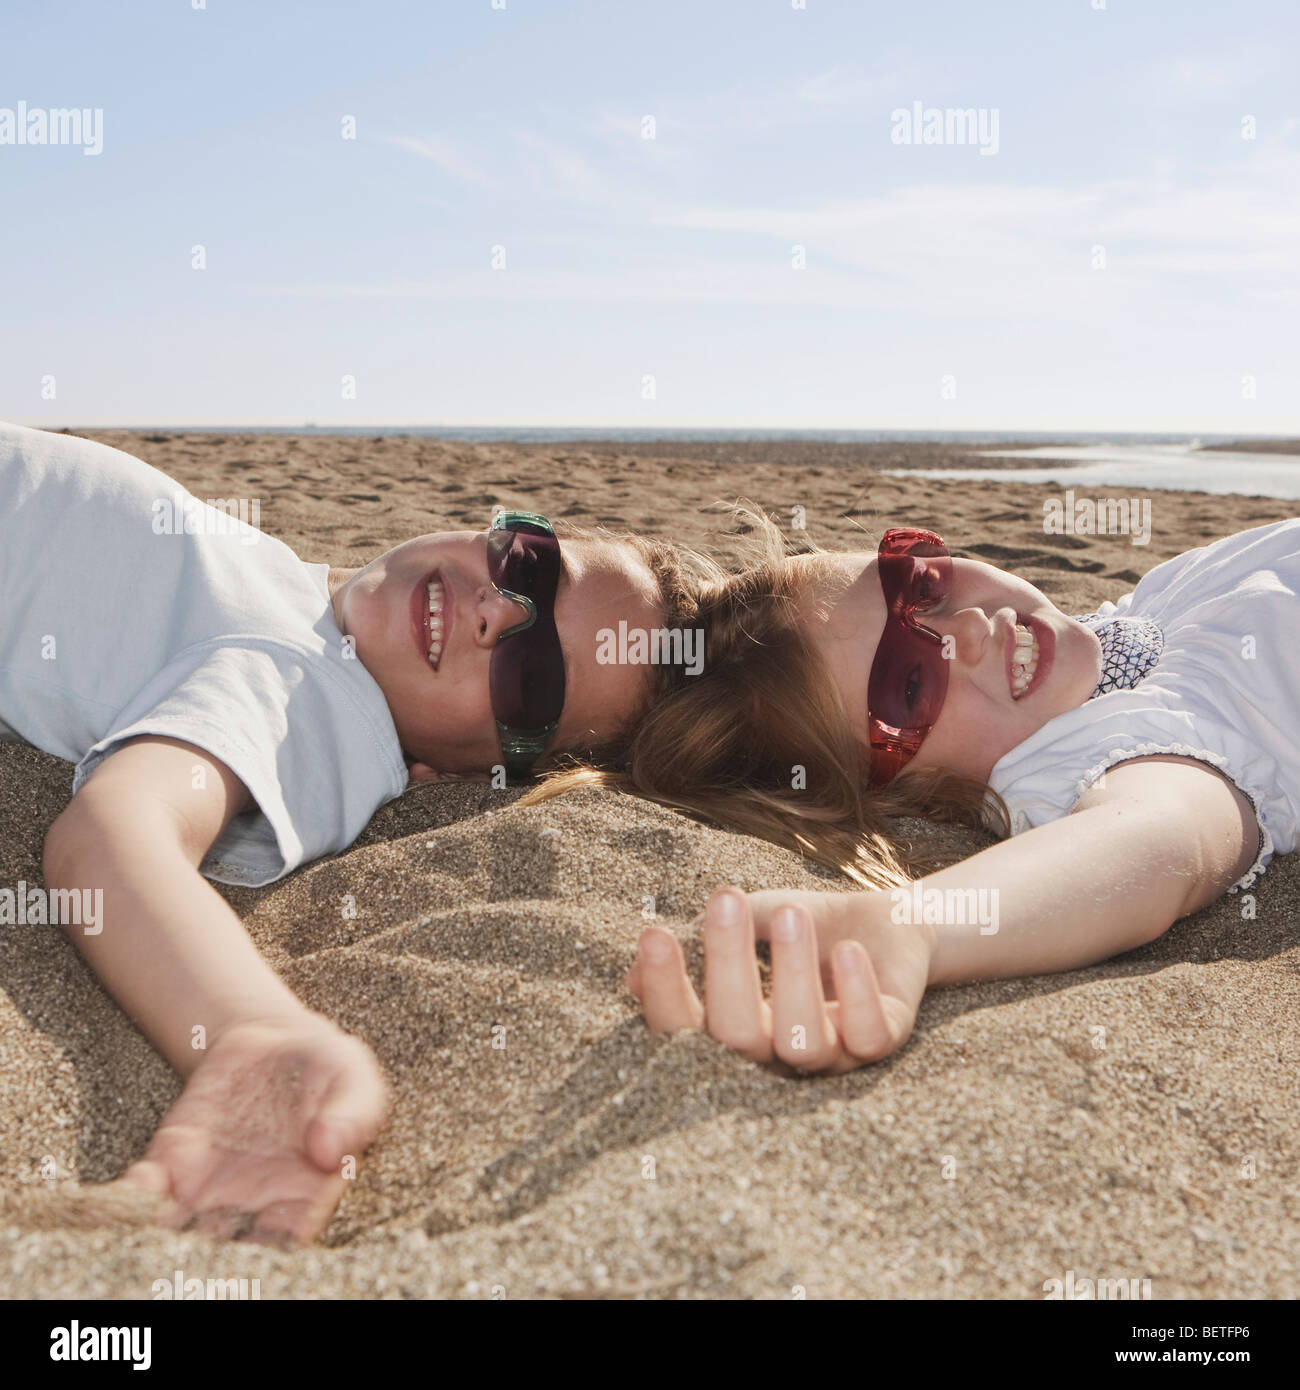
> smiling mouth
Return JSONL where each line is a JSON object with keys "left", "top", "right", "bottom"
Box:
{"left": 412, "top": 569, "right": 451, "bottom": 670}
{"left": 1008, "top": 613, "right": 1054, "bottom": 700}
{"left": 1010, "top": 622, "right": 1038, "bottom": 698}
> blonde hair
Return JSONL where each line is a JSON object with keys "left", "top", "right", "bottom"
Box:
{"left": 531, "top": 507, "right": 1012, "bottom": 889}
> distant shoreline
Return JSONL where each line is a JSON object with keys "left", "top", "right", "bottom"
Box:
{"left": 27, "top": 423, "right": 1300, "bottom": 456}
{"left": 46, "top": 427, "right": 1300, "bottom": 487}
{"left": 1196, "top": 439, "right": 1300, "bottom": 455}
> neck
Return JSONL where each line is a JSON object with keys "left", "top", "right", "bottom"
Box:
{"left": 327, "top": 566, "right": 356, "bottom": 600}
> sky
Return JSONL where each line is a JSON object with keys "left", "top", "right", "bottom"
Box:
{"left": 1, "top": 0, "right": 1298, "bottom": 432}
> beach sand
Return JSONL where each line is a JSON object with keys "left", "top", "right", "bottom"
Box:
{"left": 1, "top": 431, "right": 1297, "bottom": 1299}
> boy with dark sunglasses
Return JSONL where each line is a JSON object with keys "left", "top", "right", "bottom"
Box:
{"left": 4, "top": 422, "right": 675, "bottom": 1244}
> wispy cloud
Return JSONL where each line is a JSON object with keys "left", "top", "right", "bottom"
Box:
{"left": 384, "top": 134, "right": 500, "bottom": 190}
{"left": 1140, "top": 47, "right": 1284, "bottom": 102}
{"left": 509, "top": 127, "right": 607, "bottom": 202}
{"left": 260, "top": 143, "right": 1300, "bottom": 324}
{"left": 794, "top": 63, "right": 911, "bottom": 107}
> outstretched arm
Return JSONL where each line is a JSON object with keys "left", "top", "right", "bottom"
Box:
{"left": 44, "top": 738, "right": 305, "bottom": 1070}
{"left": 627, "top": 754, "right": 1260, "bottom": 1071}
{"left": 43, "top": 735, "right": 390, "bottom": 1243}
{"left": 928, "top": 752, "right": 1258, "bottom": 983}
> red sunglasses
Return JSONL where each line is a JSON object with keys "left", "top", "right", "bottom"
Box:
{"left": 866, "top": 527, "right": 954, "bottom": 786}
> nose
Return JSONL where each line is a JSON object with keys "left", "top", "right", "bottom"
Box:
{"left": 475, "top": 585, "right": 533, "bottom": 643}
{"left": 932, "top": 605, "right": 1013, "bottom": 670}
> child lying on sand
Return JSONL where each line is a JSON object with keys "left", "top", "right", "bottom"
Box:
{"left": 3, "top": 421, "right": 698, "bottom": 1244}
{"left": 602, "top": 511, "right": 1299, "bottom": 1073}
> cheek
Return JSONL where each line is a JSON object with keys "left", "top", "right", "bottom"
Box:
{"left": 397, "top": 673, "right": 489, "bottom": 741}
{"left": 925, "top": 678, "right": 1012, "bottom": 761}
{"left": 570, "top": 660, "right": 652, "bottom": 737}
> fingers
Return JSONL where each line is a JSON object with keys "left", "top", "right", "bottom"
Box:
{"left": 626, "top": 890, "right": 913, "bottom": 1074}
{"left": 305, "top": 1047, "right": 391, "bottom": 1173}
{"left": 628, "top": 925, "right": 704, "bottom": 1034}
{"left": 746, "top": 889, "right": 829, "bottom": 942}
{"left": 94, "top": 1167, "right": 182, "bottom": 1228}
{"left": 115, "top": 1157, "right": 174, "bottom": 1199}
{"left": 768, "top": 905, "right": 840, "bottom": 1070}
{"left": 180, "top": 1200, "right": 323, "bottom": 1247}
{"left": 701, "top": 889, "right": 773, "bottom": 1061}
{"left": 245, "top": 1195, "right": 335, "bottom": 1248}
{"left": 828, "top": 939, "right": 898, "bottom": 1061}
{"left": 183, "top": 1205, "right": 258, "bottom": 1241}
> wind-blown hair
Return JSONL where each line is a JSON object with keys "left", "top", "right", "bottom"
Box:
{"left": 534, "top": 507, "right": 1011, "bottom": 889}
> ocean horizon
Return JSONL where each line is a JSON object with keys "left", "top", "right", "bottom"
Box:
{"left": 60, "top": 425, "right": 1281, "bottom": 447}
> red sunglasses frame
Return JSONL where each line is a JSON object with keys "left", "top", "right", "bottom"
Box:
{"left": 866, "top": 527, "right": 953, "bottom": 786}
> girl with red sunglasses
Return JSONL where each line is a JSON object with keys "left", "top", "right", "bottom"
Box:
{"left": 608, "top": 509, "right": 1300, "bottom": 1076}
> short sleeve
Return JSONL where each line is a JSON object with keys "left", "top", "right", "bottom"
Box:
{"left": 71, "top": 641, "right": 406, "bottom": 886}
{"left": 989, "top": 689, "right": 1278, "bottom": 897}
{"left": 1061, "top": 740, "right": 1272, "bottom": 895}
{"left": 992, "top": 520, "right": 1300, "bottom": 900}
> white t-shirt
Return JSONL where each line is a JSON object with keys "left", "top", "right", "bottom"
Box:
{"left": 988, "top": 518, "right": 1300, "bottom": 895}
{"left": 0, "top": 422, "right": 408, "bottom": 886}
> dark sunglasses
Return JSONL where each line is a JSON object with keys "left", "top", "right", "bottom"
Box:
{"left": 486, "top": 510, "right": 566, "bottom": 779}
{"left": 866, "top": 527, "right": 953, "bottom": 786}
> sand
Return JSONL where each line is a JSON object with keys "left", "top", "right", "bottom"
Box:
{"left": 1, "top": 431, "right": 1297, "bottom": 1299}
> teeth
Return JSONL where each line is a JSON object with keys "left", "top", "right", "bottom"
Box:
{"left": 1011, "top": 623, "right": 1039, "bottom": 698}
{"left": 426, "top": 579, "right": 445, "bottom": 665}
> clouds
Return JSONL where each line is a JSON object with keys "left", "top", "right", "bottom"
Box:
{"left": 384, "top": 133, "right": 500, "bottom": 190}
{"left": 794, "top": 63, "right": 912, "bottom": 109}
{"left": 316, "top": 123, "right": 1300, "bottom": 332}
{"left": 1139, "top": 49, "right": 1285, "bottom": 102}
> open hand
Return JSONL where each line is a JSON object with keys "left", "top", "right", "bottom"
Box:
{"left": 106, "top": 1013, "right": 390, "bottom": 1246}
{"left": 624, "top": 887, "right": 934, "bottom": 1074}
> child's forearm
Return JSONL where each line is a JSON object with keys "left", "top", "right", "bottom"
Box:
{"left": 889, "top": 801, "right": 1203, "bottom": 986}
{"left": 43, "top": 808, "right": 309, "bottom": 1077}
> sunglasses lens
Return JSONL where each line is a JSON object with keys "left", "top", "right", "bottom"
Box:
{"left": 489, "top": 622, "right": 565, "bottom": 727}
{"left": 868, "top": 530, "right": 953, "bottom": 779}
{"left": 486, "top": 517, "right": 566, "bottom": 744}
{"left": 487, "top": 522, "right": 561, "bottom": 596}
{"left": 879, "top": 535, "right": 951, "bottom": 613}
{"left": 868, "top": 624, "right": 948, "bottom": 733}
